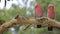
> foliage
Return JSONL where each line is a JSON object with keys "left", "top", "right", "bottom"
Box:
{"left": 0, "top": 0, "right": 60, "bottom": 34}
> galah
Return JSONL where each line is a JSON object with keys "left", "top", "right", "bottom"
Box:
{"left": 48, "top": 4, "right": 55, "bottom": 19}
{"left": 47, "top": 4, "right": 55, "bottom": 31}
{"left": 35, "top": 4, "right": 43, "bottom": 28}
{"left": 35, "top": 4, "right": 43, "bottom": 18}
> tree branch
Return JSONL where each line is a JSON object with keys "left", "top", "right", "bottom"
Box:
{"left": 39, "top": 17, "right": 60, "bottom": 28}
{"left": 0, "top": 15, "right": 38, "bottom": 34}
{"left": 0, "top": 16, "right": 60, "bottom": 34}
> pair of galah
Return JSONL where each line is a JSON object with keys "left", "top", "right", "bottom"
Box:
{"left": 35, "top": 4, "right": 55, "bottom": 31}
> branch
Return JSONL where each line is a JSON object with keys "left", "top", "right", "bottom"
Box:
{"left": 0, "top": 16, "right": 60, "bottom": 34}
{"left": 0, "top": 15, "right": 38, "bottom": 34}
{"left": 38, "top": 17, "right": 60, "bottom": 28}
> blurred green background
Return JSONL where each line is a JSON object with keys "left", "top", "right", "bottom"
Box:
{"left": 0, "top": 0, "right": 60, "bottom": 34}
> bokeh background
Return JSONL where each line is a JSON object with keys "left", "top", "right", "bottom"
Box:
{"left": 0, "top": 0, "right": 60, "bottom": 34}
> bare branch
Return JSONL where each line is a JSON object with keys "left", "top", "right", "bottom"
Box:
{"left": 0, "top": 16, "right": 60, "bottom": 34}
{"left": 0, "top": 15, "right": 38, "bottom": 34}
